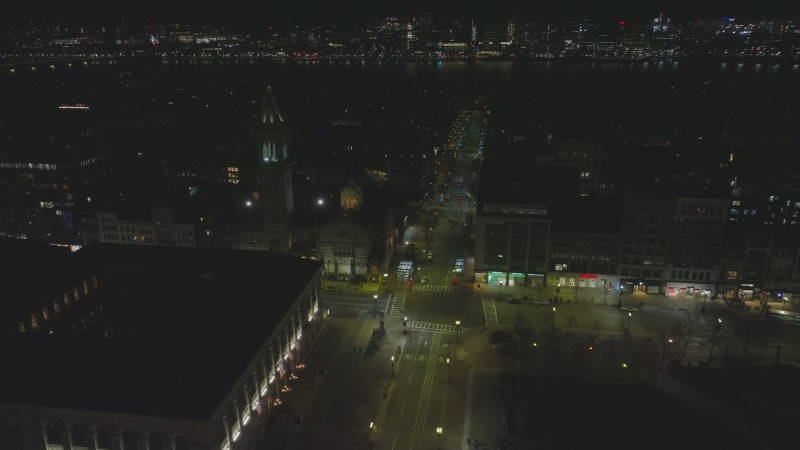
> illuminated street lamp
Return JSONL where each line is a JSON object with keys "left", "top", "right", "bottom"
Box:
{"left": 446, "top": 357, "right": 451, "bottom": 383}
{"left": 368, "top": 421, "right": 377, "bottom": 443}
{"left": 626, "top": 312, "right": 633, "bottom": 337}
{"left": 436, "top": 426, "right": 443, "bottom": 449}
{"left": 552, "top": 307, "right": 557, "bottom": 331}
{"left": 660, "top": 338, "right": 674, "bottom": 370}
{"left": 373, "top": 294, "right": 379, "bottom": 314}
{"left": 403, "top": 315, "right": 408, "bottom": 334}
{"left": 455, "top": 320, "right": 461, "bottom": 343}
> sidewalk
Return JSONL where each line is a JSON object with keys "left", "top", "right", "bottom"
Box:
{"left": 254, "top": 307, "right": 408, "bottom": 450}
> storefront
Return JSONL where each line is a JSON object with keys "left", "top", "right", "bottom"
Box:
{"left": 482, "top": 271, "right": 546, "bottom": 288}
{"left": 665, "top": 283, "right": 715, "bottom": 298}
{"left": 550, "top": 273, "right": 615, "bottom": 289}
{"left": 620, "top": 279, "right": 662, "bottom": 295}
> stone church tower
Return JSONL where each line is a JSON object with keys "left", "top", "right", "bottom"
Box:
{"left": 256, "top": 84, "right": 294, "bottom": 252}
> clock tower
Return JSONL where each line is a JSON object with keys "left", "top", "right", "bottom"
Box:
{"left": 256, "top": 84, "right": 294, "bottom": 252}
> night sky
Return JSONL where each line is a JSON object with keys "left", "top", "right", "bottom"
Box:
{"left": 5, "top": 0, "right": 800, "bottom": 25}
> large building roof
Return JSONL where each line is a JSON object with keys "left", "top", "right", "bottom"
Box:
{"left": 0, "top": 241, "right": 322, "bottom": 421}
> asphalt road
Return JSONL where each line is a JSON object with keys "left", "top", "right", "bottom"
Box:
{"left": 307, "top": 104, "right": 800, "bottom": 450}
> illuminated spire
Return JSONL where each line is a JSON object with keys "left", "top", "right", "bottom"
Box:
{"left": 260, "top": 84, "right": 284, "bottom": 125}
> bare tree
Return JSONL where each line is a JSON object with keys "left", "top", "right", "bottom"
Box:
{"left": 565, "top": 314, "right": 577, "bottom": 334}
{"left": 512, "top": 310, "right": 534, "bottom": 343}
{"left": 653, "top": 327, "right": 676, "bottom": 370}
{"left": 704, "top": 317, "right": 730, "bottom": 362}
{"left": 729, "top": 312, "right": 767, "bottom": 359}
{"left": 670, "top": 311, "right": 702, "bottom": 362}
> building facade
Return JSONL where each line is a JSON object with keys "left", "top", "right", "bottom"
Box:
{"left": 547, "top": 232, "right": 621, "bottom": 302}
{"left": 663, "top": 197, "right": 730, "bottom": 298}
{"left": 473, "top": 202, "right": 551, "bottom": 289}
{"left": 79, "top": 207, "right": 196, "bottom": 247}
{"left": 318, "top": 216, "right": 371, "bottom": 279}
{"left": 0, "top": 242, "right": 325, "bottom": 450}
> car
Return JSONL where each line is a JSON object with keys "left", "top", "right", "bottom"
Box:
{"left": 419, "top": 276, "right": 429, "bottom": 284}
{"left": 533, "top": 299, "right": 549, "bottom": 306}
{"left": 324, "top": 285, "right": 340, "bottom": 292}
{"left": 507, "top": 297, "right": 522, "bottom": 304}
{"left": 457, "top": 195, "right": 464, "bottom": 201}
{"left": 621, "top": 304, "right": 638, "bottom": 312}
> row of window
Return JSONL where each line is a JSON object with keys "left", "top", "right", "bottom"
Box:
{"left": 678, "top": 204, "right": 725, "bottom": 216}
{"left": 18, "top": 276, "right": 98, "bottom": 333}
{"left": 549, "top": 253, "right": 614, "bottom": 261}
{"left": 670, "top": 270, "right": 712, "bottom": 281}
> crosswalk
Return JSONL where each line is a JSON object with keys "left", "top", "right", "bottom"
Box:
{"left": 481, "top": 299, "right": 498, "bottom": 327}
{"left": 416, "top": 285, "right": 450, "bottom": 292}
{"left": 409, "top": 320, "right": 469, "bottom": 335}
{"left": 390, "top": 293, "right": 406, "bottom": 317}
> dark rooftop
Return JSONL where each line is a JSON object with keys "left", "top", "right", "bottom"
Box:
{"left": 0, "top": 241, "right": 322, "bottom": 421}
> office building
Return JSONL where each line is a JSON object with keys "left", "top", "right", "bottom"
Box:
{"left": 0, "top": 238, "right": 324, "bottom": 450}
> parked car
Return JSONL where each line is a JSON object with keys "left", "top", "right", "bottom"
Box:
{"left": 324, "top": 286, "right": 340, "bottom": 292}
{"left": 507, "top": 297, "right": 522, "bottom": 304}
{"left": 533, "top": 299, "right": 549, "bottom": 306}
{"left": 621, "top": 304, "right": 638, "bottom": 312}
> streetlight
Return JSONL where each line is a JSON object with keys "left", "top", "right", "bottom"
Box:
{"left": 626, "top": 312, "right": 633, "bottom": 337}
{"left": 369, "top": 421, "right": 376, "bottom": 443}
{"left": 436, "top": 426, "right": 443, "bottom": 449}
{"left": 497, "top": 254, "right": 504, "bottom": 300}
{"left": 391, "top": 356, "right": 395, "bottom": 377}
{"left": 618, "top": 285, "right": 624, "bottom": 308}
{"left": 446, "top": 357, "right": 451, "bottom": 383}
{"left": 403, "top": 315, "right": 408, "bottom": 334}
{"left": 552, "top": 307, "right": 557, "bottom": 331}
{"left": 660, "top": 338, "right": 674, "bottom": 370}
{"left": 455, "top": 320, "right": 461, "bottom": 343}
{"left": 373, "top": 294, "right": 378, "bottom": 314}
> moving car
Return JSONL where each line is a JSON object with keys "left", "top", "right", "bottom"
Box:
{"left": 533, "top": 299, "right": 549, "bottom": 306}
{"left": 621, "top": 304, "right": 638, "bottom": 312}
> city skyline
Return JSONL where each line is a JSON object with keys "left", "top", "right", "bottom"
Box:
{"left": 5, "top": 1, "right": 800, "bottom": 26}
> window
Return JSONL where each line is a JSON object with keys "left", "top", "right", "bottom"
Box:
{"left": 74, "top": 287, "right": 81, "bottom": 302}
{"left": 53, "top": 300, "right": 60, "bottom": 315}
{"left": 83, "top": 281, "right": 90, "bottom": 295}
{"left": 42, "top": 306, "right": 50, "bottom": 321}
{"left": 64, "top": 293, "right": 70, "bottom": 306}
{"left": 30, "top": 313, "right": 39, "bottom": 330}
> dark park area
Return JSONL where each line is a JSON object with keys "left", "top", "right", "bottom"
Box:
{"left": 500, "top": 374, "right": 759, "bottom": 450}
